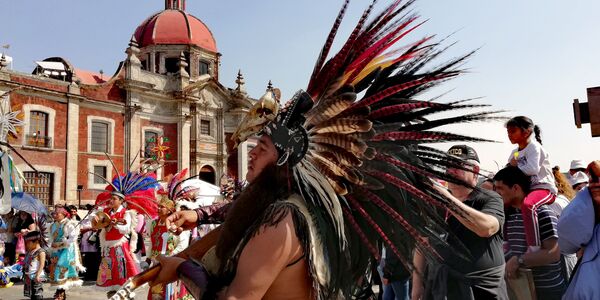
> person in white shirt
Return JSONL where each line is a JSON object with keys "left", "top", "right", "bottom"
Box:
{"left": 506, "top": 116, "right": 557, "bottom": 251}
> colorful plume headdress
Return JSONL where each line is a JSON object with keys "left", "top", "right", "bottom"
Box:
{"left": 232, "top": 0, "right": 504, "bottom": 297}
{"left": 92, "top": 155, "right": 160, "bottom": 218}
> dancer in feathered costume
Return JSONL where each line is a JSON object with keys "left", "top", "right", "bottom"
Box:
{"left": 47, "top": 205, "right": 85, "bottom": 300}
{"left": 145, "top": 190, "right": 191, "bottom": 300}
{"left": 93, "top": 167, "right": 159, "bottom": 292}
{"left": 150, "top": 0, "right": 503, "bottom": 298}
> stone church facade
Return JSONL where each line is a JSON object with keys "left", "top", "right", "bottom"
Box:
{"left": 0, "top": 0, "right": 257, "bottom": 205}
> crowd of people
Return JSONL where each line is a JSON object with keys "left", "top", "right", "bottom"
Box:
{"left": 0, "top": 114, "right": 596, "bottom": 300}
{"left": 2, "top": 2, "right": 600, "bottom": 300}
{"left": 372, "top": 116, "right": 599, "bottom": 300}
{"left": 0, "top": 175, "right": 230, "bottom": 300}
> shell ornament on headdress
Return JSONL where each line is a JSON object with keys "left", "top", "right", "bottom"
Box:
{"left": 231, "top": 0, "right": 504, "bottom": 298}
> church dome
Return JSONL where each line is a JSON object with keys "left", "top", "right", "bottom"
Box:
{"left": 133, "top": 9, "right": 217, "bottom": 53}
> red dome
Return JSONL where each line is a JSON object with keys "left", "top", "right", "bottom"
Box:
{"left": 134, "top": 10, "right": 217, "bottom": 53}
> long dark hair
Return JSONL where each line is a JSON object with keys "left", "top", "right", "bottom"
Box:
{"left": 16, "top": 211, "right": 34, "bottom": 230}
{"left": 215, "top": 163, "right": 292, "bottom": 261}
{"left": 506, "top": 116, "right": 542, "bottom": 145}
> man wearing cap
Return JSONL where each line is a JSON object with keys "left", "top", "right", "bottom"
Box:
{"left": 412, "top": 145, "right": 507, "bottom": 300}
{"left": 558, "top": 161, "right": 600, "bottom": 298}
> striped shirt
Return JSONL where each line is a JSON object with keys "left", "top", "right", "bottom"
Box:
{"left": 504, "top": 205, "right": 565, "bottom": 292}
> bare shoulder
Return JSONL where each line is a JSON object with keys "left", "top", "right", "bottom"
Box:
{"left": 255, "top": 208, "right": 298, "bottom": 242}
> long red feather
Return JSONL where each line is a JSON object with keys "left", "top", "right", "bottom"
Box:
{"left": 307, "top": 0, "right": 350, "bottom": 90}
{"left": 351, "top": 74, "right": 454, "bottom": 110}
{"left": 369, "top": 101, "right": 444, "bottom": 119}
{"left": 347, "top": 196, "right": 414, "bottom": 270}
{"left": 342, "top": 206, "right": 381, "bottom": 260}
{"left": 355, "top": 187, "right": 441, "bottom": 260}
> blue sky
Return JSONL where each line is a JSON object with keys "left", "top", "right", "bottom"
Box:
{"left": 2, "top": 0, "right": 600, "bottom": 173}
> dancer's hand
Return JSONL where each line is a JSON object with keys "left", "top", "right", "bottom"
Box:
{"left": 165, "top": 211, "right": 198, "bottom": 235}
{"left": 151, "top": 255, "right": 186, "bottom": 286}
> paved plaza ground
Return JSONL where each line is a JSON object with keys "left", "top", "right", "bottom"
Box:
{"left": 0, "top": 280, "right": 381, "bottom": 299}
{"left": 0, "top": 281, "right": 149, "bottom": 300}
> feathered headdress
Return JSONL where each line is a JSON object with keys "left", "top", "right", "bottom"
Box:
{"left": 231, "top": 0, "right": 503, "bottom": 297}
{"left": 164, "top": 168, "right": 222, "bottom": 208}
{"left": 93, "top": 155, "right": 159, "bottom": 218}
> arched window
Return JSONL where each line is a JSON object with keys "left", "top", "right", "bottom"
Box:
{"left": 199, "top": 165, "right": 216, "bottom": 184}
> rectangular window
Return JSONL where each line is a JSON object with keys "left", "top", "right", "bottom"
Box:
{"left": 93, "top": 166, "right": 107, "bottom": 184}
{"left": 200, "top": 120, "right": 211, "bottom": 136}
{"left": 23, "top": 172, "right": 54, "bottom": 206}
{"left": 27, "top": 111, "right": 51, "bottom": 147}
{"left": 155, "top": 53, "right": 160, "bottom": 73}
{"left": 199, "top": 61, "right": 209, "bottom": 75}
{"left": 91, "top": 121, "right": 109, "bottom": 153}
{"left": 165, "top": 57, "right": 179, "bottom": 74}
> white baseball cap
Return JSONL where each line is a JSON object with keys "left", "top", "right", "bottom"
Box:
{"left": 570, "top": 159, "right": 587, "bottom": 170}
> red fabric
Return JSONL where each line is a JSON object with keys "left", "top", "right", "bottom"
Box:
{"left": 104, "top": 208, "right": 127, "bottom": 241}
{"left": 521, "top": 189, "right": 556, "bottom": 247}
{"left": 147, "top": 221, "right": 188, "bottom": 300}
{"left": 96, "top": 242, "right": 139, "bottom": 288}
{"left": 127, "top": 189, "right": 158, "bottom": 219}
{"left": 95, "top": 185, "right": 114, "bottom": 207}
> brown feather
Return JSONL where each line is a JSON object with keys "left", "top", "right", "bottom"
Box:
{"left": 353, "top": 173, "right": 385, "bottom": 190}
{"left": 307, "top": 156, "right": 348, "bottom": 195}
{"left": 305, "top": 93, "right": 356, "bottom": 126}
{"left": 311, "top": 133, "right": 367, "bottom": 156}
{"left": 313, "top": 152, "right": 364, "bottom": 185}
{"left": 309, "top": 118, "right": 373, "bottom": 135}
{"left": 312, "top": 153, "right": 347, "bottom": 178}
{"left": 347, "top": 129, "right": 376, "bottom": 141}
{"left": 361, "top": 147, "right": 377, "bottom": 160}
{"left": 311, "top": 143, "right": 363, "bottom": 167}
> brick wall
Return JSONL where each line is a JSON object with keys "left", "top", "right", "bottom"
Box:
{"left": 9, "top": 93, "right": 68, "bottom": 149}
{"left": 10, "top": 75, "right": 69, "bottom": 93}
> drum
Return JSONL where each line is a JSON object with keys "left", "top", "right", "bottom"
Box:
{"left": 92, "top": 211, "right": 112, "bottom": 229}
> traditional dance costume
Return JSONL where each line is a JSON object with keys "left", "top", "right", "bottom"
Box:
{"left": 146, "top": 217, "right": 190, "bottom": 300}
{"left": 97, "top": 206, "right": 139, "bottom": 290}
{"left": 48, "top": 218, "right": 84, "bottom": 290}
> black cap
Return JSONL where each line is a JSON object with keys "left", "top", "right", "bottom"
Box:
{"left": 447, "top": 145, "right": 479, "bottom": 163}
